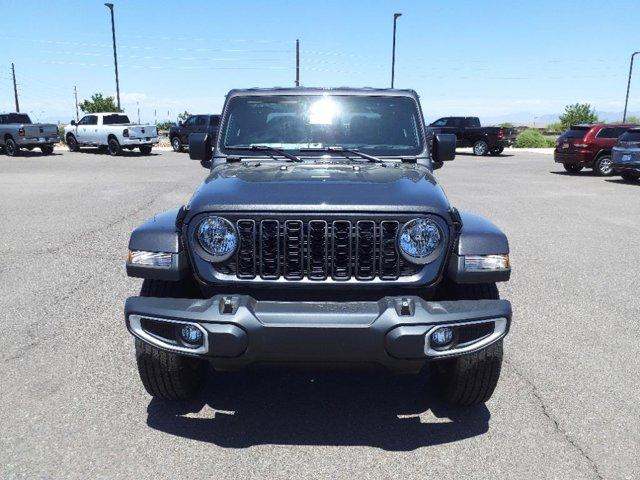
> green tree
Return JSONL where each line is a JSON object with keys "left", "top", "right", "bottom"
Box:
{"left": 559, "top": 103, "right": 599, "bottom": 130}
{"left": 546, "top": 122, "right": 564, "bottom": 134}
{"left": 499, "top": 122, "right": 515, "bottom": 128}
{"left": 622, "top": 115, "right": 640, "bottom": 124}
{"left": 156, "top": 121, "right": 174, "bottom": 131}
{"left": 177, "top": 111, "right": 191, "bottom": 122}
{"left": 79, "top": 93, "right": 121, "bottom": 113}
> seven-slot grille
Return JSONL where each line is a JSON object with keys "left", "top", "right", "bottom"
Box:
{"left": 216, "top": 218, "right": 426, "bottom": 281}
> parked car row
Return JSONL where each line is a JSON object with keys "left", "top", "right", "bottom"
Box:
{"left": 554, "top": 123, "right": 640, "bottom": 182}
{"left": 426, "top": 116, "right": 517, "bottom": 156}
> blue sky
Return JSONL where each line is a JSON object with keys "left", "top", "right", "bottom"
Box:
{"left": 2, "top": 0, "right": 639, "bottom": 124}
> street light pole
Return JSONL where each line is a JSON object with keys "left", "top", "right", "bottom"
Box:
{"left": 391, "top": 13, "right": 402, "bottom": 88}
{"left": 104, "top": 3, "right": 121, "bottom": 111}
{"left": 623, "top": 52, "right": 640, "bottom": 122}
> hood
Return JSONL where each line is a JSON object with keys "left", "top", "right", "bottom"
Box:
{"left": 186, "top": 161, "right": 450, "bottom": 216}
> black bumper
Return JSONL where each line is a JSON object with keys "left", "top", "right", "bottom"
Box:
{"left": 125, "top": 295, "right": 511, "bottom": 372}
{"left": 613, "top": 160, "right": 640, "bottom": 174}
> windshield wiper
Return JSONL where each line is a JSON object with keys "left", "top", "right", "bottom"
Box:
{"left": 299, "top": 146, "right": 383, "bottom": 163}
{"left": 224, "top": 144, "right": 302, "bottom": 162}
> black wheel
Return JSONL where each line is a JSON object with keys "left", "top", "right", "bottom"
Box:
{"left": 472, "top": 140, "right": 489, "bottom": 156}
{"left": 139, "top": 145, "right": 152, "bottom": 155}
{"left": 431, "top": 283, "right": 504, "bottom": 406}
{"left": 5, "top": 137, "right": 19, "bottom": 157}
{"left": 489, "top": 146, "right": 504, "bottom": 156}
{"left": 66, "top": 134, "right": 80, "bottom": 152}
{"left": 171, "top": 136, "right": 183, "bottom": 152}
{"left": 594, "top": 155, "right": 614, "bottom": 176}
{"left": 135, "top": 279, "right": 206, "bottom": 400}
{"left": 621, "top": 172, "right": 640, "bottom": 182}
{"left": 563, "top": 163, "right": 583, "bottom": 174}
{"left": 107, "top": 137, "right": 122, "bottom": 156}
{"left": 40, "top": 145, "right": 54, "bottom": 155}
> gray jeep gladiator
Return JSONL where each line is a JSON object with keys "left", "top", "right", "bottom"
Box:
{"left": 0, "top": 113, "right": 58, "bottom": 156}
{"left": 125, "top": 87, "right": 512, "bottom": 406}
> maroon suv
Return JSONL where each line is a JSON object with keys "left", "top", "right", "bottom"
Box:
{"left": 554, "top": 123, "right": 638, "bottom": 176}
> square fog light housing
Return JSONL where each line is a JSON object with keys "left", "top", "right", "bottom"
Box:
{"left": 127, "top": 250, "right": 172, "bottom": 268}
{"left": 464, "top": 254, "right": 510, "bottom": 271}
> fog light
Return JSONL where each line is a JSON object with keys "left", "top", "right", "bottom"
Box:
{"left": 179, "top": 324, "right": 203, "bottom": 345}
{"left": 430, "top": 327, "right": 454, "bottom": 348}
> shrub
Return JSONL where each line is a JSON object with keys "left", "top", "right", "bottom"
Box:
{"left": 156, "top": 121, "right": 174, "bottom": 131}
{"left": 515, "top": 129, "right": 549, "bottom": 148}
{"left": 58, "top": 124, "right": 66, "bottom": 144}
{"left": 546, "top": 122, "right": 564, "bottom": 134}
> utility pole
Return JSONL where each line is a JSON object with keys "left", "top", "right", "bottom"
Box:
{"left": 137, "top": 102, "right": 140, "bottom": 123}
{"left": 391, "top": 13, "right": 402, "bottom": 88}
{"left": 104, "top": 3, "right": 121, "bottom": 110}
{"left": 74, "top": 85, "right": 79, "bottom": 121}
{"left": 11, "top": 63, "right": 20, "bottom": 112}
{"left": 295, "top": 39, "right": 300, "bottom": 87}
{"left": 623, "top": 51, "right": 640, "bottom": 122}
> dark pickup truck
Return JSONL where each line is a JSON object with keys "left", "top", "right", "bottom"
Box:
{"left": 169, "top": 114, "right": 220, "bottom": 152}
{"left": 427, "top": 116, "right": 517, "bottom": 156}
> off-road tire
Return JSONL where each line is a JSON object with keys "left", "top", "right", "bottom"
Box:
{"left": 171, "top": 136, "right": 182, "bottom": 152}
{"left": 594, "top": 155, "right": 614, "bottom": 176}
{"left": 134, "top": 279, "right": 206, "bottom": 400}
{"left": 563, "top": 163, "right": 583, "bottom": 174}
{"left": 5, "top": 138, "right": 19, "bottom": 156}
{"left": 472, "top": 140, "right": 488, "bottom": 156}
{"left": 621, "top": 172, "right": 640, "bottom": 182}
{"left": 40, "top": 145, "right": 54, "bottom": 155}
{"left": 107, "top": 137, "right": 122, "bottom": 156}
{"left": 432, "top": 282, "right": 504, "bottom": 406}
{"left": 139, "top": 145, "right": 153, "bottom": 155}
{"left": 66, "top": 134, "right": 80, "bottom": 152}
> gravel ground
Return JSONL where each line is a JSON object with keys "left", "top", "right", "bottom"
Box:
{"left": 0, "top": 148, "right": 638, "bottom": 480}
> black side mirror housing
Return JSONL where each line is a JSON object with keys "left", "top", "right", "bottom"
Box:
{"left": 178, "top": 120, "right": 183, "bottom": 126}
{"left": 189, "top": 133, "right": 212, "bottom": 167}
{"left": 70, "top": 120, "right": 76, "bottom": 126}
{"left": 432, "top": 133, "right": 456, "bottom": 162}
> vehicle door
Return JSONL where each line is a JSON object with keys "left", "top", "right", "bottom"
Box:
{"left": 180, "top": 116, "right": 197, "bottom": 143}
{"left": 75, "top": 115, "right": 98, "bottom": 144}
{"left": 445, "top": 118, "right": 465, "bottom": 146}
{"left": 596, "top": 127, "right": 628, "bottom": 151}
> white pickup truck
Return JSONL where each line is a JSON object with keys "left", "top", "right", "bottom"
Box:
{"left": 64, "top": 112, "right": 158, "bottom": 156}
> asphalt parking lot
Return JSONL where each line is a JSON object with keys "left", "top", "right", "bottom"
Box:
{"left": 1, "top": 148, "right": 638, "bottom": 480}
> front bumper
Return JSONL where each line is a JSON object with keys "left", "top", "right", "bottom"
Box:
{"left": 125, "top": 295, "right": 511, "bottom": 372}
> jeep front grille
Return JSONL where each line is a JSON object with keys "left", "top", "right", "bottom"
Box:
{"left": 214, "top": 217, "right": 426, "bottom": 281}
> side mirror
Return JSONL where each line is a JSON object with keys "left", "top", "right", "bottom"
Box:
{"left": 70, "top": 120, "right": 76, "bottom": 126}
{"left": 189, "top": 132, "right": 212, "bottom": 167}
{"left": 178, "top": 120, "right": 183, "bottom": 126}
{"left": 432, "top": 133, "right": 456, "bottom": 162}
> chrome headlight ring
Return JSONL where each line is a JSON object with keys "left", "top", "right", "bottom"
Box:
{"left": 398, "top": 217, "right": 445, "bottom": 265}
{"left": 194, "top": 216, "right": 238, "bottom": 262}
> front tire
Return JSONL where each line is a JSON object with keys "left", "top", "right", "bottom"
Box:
{"left": 594, "top": 155, "right": 614, "bottom": 176}
{"left": 432, "top": 282, "right": 504, "bottom": 406}
{"left": 40, "top": 145, "right": 54, "bottom": 155}
{"left": 472, "top": 140, "right": 488, "bottom": 156}
{"left": 171, "top": 136, "right": 182, "bottom": 152}
{"left": 134, "top": 279, "right": 206, "bottom": 400}
{"left": 107, "top": 137, "right": 122, "bottom": 156}
{"left": 139, "top": 145, "right": 152, "bottom": 155}
{"left": 66, "top": 134, "right": 80, "bottom": 152}
{"left": 5, "top": 138, "right": 19, "bottom": 156}
{"left": 563, "top": 163, "right": 583, "bottom": 174}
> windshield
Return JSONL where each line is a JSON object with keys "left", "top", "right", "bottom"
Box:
{"left": 220, "top": 94, "right": 424, "bottom": 156}
{"left": 102, "top": 114, "right": 130, "bottom": 125}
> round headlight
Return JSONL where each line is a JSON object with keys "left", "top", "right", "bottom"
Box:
{"left": 196, "top": 216, "right": 237, "bottom": 261}
{"left": 399, "top": 218, "right": 442, "bottom": 264}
